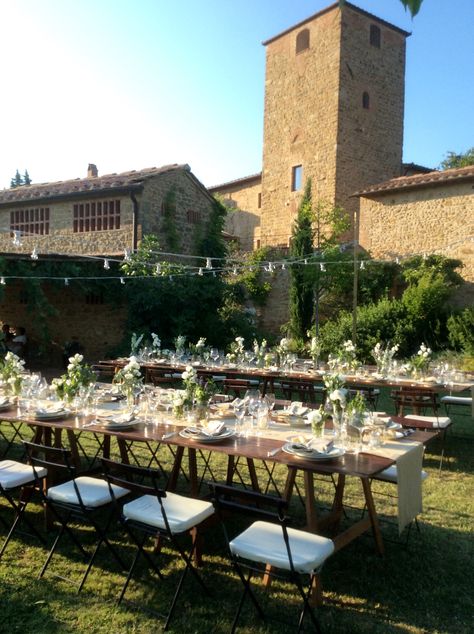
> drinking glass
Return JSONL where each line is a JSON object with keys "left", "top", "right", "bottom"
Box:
{"left": 210, "top": 348, "right": 220, "bottom": 365}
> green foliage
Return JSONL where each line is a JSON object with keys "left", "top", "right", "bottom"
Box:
{"left": 339, "top": 0, "right": 424, "bottom": 18}
{"left": 10, "top": 169, "right": 31, "bottom": 188}
{"left": 447, "top": 307, "right": 474, "bottom": 354}
{"left": 228, "top": 247, "right": 272, "bottom": 306}
{"left": 289, "top": 179, "right": 314, "bottom": 339}
{"left": 318, "top": 255, "right": 464, "bottom": 361}
{"left": 440, "top": 146, "right": 474, "bottom": 170}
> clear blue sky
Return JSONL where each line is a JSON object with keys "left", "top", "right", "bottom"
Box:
{"left": 0, "top": 0, "right": 472, "bottom": 190}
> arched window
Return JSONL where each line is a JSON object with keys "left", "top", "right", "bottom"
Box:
{"left": 370, "top": 24, "right": 381, "bottom": 48}
{"left": 296, "top": 28, "right": 310, "bottom": 54}
{"left": 362, "top": 91, "right": 370, "bottom": 110}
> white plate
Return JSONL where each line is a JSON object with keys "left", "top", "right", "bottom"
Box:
{"left": 282, "top": 442, "right": 345, "bottom": 461}
{"left": 94, "top": 418, "right": 139, "bottom": 430}
{"left": 179, "top": 428, "right": 234, "bottom": 443}
{"left": 35, "top": 409, "right": 70, "bottom": 420}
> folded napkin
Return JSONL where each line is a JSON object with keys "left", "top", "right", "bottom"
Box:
{"left": 367, "top": 440, "right": 424, "bottom": 534}
{"left": 35, "top": 405, "right": 64, "bottom": 416}
{"left": 97, "top": 413, "right": 135, "bottom": 425}
{"left": 286, "top": 402, "right": 309, "bottom": 417}
{"left": 186, "top": 422, "right": 226, "bottom": 437}
{"left": 290, "top": 436, "right": 334, "bottom": 454}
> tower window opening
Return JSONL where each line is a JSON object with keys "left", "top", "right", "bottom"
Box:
{"left": 370, "top": 24, "right": 381, "bottom": 48}
{"left": 291, "top": 165, "right": 303, "bottom": 192}
{"left": 296, "top": 28, "right": 310, "bottom": 54}
{"left": 362, "top": 91, "right": 370, "bottom": 109}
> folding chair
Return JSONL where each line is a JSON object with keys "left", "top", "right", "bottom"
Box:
{"left": 0, "top": 459, "right": 47, "bottom": 560}
{"left": 101, "top": 457, "right": 214, "bottom": 630}
{"left": 211, "top": 483, "right": 334, "bottom": 633}
{"left": 23, "top": 441, "right": 129, "bottom": 591}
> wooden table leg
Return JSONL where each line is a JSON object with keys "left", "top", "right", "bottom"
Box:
{"left": 246, "top": 458, "right": 261, "bottom": 493}
{"left": 188, "top": 448, "right": 198, "bottom": 497}
{"left": 361, "top": 476, "right": 385, "bottom": 556}
{"left": 167, "top": 445, "right": 184, "bottom": 492}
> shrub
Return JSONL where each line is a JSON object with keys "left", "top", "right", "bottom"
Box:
{"left": 447, "top": 307, "right": 474, "bottom": 354}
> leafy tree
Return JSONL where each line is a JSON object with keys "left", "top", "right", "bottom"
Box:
{"left": 10, "top": 169, "right": 32, "bottom": 188}
{"left": 440, "top": 147, "right": 474, "bottom": 170}
{"left": 288, "top": 179, "right": 314, "bottom": 339}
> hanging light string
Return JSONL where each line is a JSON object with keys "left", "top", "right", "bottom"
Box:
{"left": 0, "top": 228, "right": 471, "bottom": 284}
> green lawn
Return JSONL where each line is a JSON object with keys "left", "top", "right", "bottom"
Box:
{"left": 0, "top": 394, "right": 472, "bottom": 633}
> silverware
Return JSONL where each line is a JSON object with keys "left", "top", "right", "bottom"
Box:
{"left": 267, "top": 446, "right": 283, "bottom": 457}
{"left": 162, "top": 431, "right": 177, "bottom": 440}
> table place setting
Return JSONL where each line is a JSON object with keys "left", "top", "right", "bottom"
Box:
{"left": 281, "top": 434, "right": 344, "bottom": 461}
{"left": 179, "top": 420, "right": 234, "bottom": 443}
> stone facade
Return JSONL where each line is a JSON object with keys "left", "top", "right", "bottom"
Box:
{"left": 259, "top": 2, "right": 406, "bottom": 247}
{"left": 209, "top": 174, "right": 262, "bottom": 251}
{"left": 0, "top": 164, "right": 216, "bottom": 360}
{"left": 359, "top": 173, "right": 474, "bottom": 305}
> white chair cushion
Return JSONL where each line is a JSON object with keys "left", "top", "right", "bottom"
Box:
{"left": 407, "top": 414, "right": 451, "bottom": 429}
{"left": 375, "top": 465, "right": 428, "bottom": 484}
{"left": 229, "top": 520, "right": 334, "bottom": 574}
{"left": 0, "top": 460, "right": 47, "bottom": 490}
{"left": 123, "top": 492, "right": 214, "bottom": 534}
{"left": 440, "top": 396, "right": 472, "bottom": 406}
{"left": 48, "top": 476, "right": 128, "bottom": 508}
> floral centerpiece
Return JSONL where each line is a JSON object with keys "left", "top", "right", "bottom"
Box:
{"left": 226, "top": 336, "right": 245, "bottom": 364}
{"left": 253, "top": 338, "right": 268, "bottom": 367}
{"left": 307, "top": 333, "right": 321, "bottom": 368}
{"left": 173, "top": 365, "right": 215, "bottom": 417}
{"left": 372, "top": 342, "right": 399, "bottom": 377}
{"left": 150, "top": 332, "right": 161, "bottom": 358}
{"left": 410, "top": 343, "right": 432, "bottom": 377}
{"left": 130, "top": 332, "right": 144, "bottom": 357}
{"left": 113, "top": 356, "right": 143, "bottom": 405}
{"left": 189, "top": 337, "right": 207, "bottom": 361}
{"left": 174, "top": 335, "right": 186, "bottom": 358}
{"left": 276, "top": 337, "right": 292, "bottom": 368}
{"left": 323, "top": 372, "right": 348, "bottom": 427}
{"left": 0, "top": 351, "right": 26, "bottom": 396}
{"left": 52, "top": 353, "right": 95, "bottom": 403}
{"left": 345, "top": 392, "right": 367, "bottom": 425}
{"left": 307, "top": 405, "right": 327, "bottom": 437}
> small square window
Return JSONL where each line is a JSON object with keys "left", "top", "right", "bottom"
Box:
{"left": 257, "top": 193, "right": 262, "bottom": 209}
{"left": 291, "top": 165, "right": 303, "bottom": 192}
{"left": 370, "top": 24, "right": 381, "bottom": 48}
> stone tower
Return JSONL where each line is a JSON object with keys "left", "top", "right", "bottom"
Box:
{"left": 260, "top": 1, "right": 409, "bottom": 246}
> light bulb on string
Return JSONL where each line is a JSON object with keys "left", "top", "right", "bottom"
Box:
{"left": 360, "top": 261, "right": 365, "bottom": 270}
{"left": 124, "top": 248, "right": 131, "bottom": 261}
{"left": 0, "top": 277, "right": 5, "bottom": 285}
{"left": 206, "top": 258, "right": 212, "bottom": 269}
{"left": 232, "top": 266, "right": 238, "bottom": 275}
{"left": 198, "top": 267, "right": 203, "bottom": 276}
{"left": 31, "top": 247, "right": 38, "bottom": 260}
{"left": 12, "top": 231, "right": 22, "bottom": 247}
{"left": 64, "top": 278, "right": 69, "bottom": 286}
{"left": 120, "top": 277, "right": 125, "bottom": 285}
{"left": 103, "top": 259, "right": 110, "bottom": 270}
{"left": 304, "top": 259, "right": 308, "bottom": 265}
{"left": 281, "top": 263, "right": 286, "bottom": 270}
{"left": 155, "top": 263, "right": 162, "bottom": 275}
{"left": 320, "top": 262, "right": 326, "bottom": 272}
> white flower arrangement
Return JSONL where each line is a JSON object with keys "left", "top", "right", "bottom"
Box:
{"left": 226, "top": 336, "right": 245, "bottom": 363}
{"left": 52, "top": 353, "right": 95, "bottom": 402}
{"left": 0, "top": 351, "right": 26, "bottom": 396}
{"left": 174, "top": 335, "right": 186, "bottom": 354}
{"left": 411, "top": 342, "right": 432, "bottom": 372}
{"left": 114, "top": 356, "right": 143, "bottom": 395}
{"left": 307, "top": 335, "right": 321, "bottom": 365}
{"left": 130, "top": 332, "right": 144, "bottom": 356}
{"left": 151, "top": 333, "right": 161, "bottom": 356}
{"left": 372, "top": 342, "right": 399, "bottom": 376}
{"left": 253, "top": 338, "right": 268, "bottom": 366}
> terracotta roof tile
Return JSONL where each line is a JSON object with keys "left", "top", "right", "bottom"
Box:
{"left": 355, "top": 165, "right": 474, "bottom": 197}
{"left": 208, "top": 172, "right": 262, "bottom": 191}
{"left": 0, "top": 164, "right": 187, "bottom": 206}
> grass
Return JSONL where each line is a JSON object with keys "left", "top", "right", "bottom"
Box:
{"left": 0, "top": 389, "right": 473, "bottom": 633}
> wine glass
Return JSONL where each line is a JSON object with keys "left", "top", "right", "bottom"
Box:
{"left": 210, "top": 348, "right": 220, "bottom": 365}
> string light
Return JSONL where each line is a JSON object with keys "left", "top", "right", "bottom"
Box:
{"left": 103, "top": 259, "right": 110, "bottom": 270}
{"left": 320, "top": 263, "right": 326, "bottom": 272}
{"left": 64, "top": 278, "right": 69, "bottom": 286}
{"left": 360, "top": 261, "right": 365, "bottom": 270}
{"left": 123, "top": 248, "right": 131, "bottom": 261}
{"left": 198, "top": 267, "right": 203, "bottom": 276}
{"left": 0, "top": 277, "right": 5, "bottom": 285}
{"left": 206, "top": 258, "right": 212, "bottom": 269}
{"left": 12, "top": 231, "right": 22, "bottom": 247}
{"left": 155, "top": 263, "right": 162, "bottom": 275}
{"left": 232, "top": 266, "right": 238, "bottom": 275}
{"left": 120, "top": 277, "right": 125, "bottom": 285}
{"left": 30, "top": 247, "right": 38, "bottom": 260}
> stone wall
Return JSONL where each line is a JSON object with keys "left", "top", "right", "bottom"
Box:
{"left": 140, "top": 169, "right": 215, "bottom": 254}
{"left": 336, "top": 7, "right": 406, "bottom": 225}
{"left": 261, "top": 8, "right": 341, "bottom": 247}
{"left": 359, "top": 182, "right": 474, "bottom": 305}
{"left": 212, "top": 178, "right": 262, "bottom": 251}
{"left": 0, "top": 281, "right": 127, "bottom": 364}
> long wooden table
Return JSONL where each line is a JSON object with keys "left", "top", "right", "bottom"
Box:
{"left": 0, "top": 407, "right": 439, "bottom": 558}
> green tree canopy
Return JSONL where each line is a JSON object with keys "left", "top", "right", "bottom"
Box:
{"left": 440, "top": 147, "right": 474, "bottom": 170}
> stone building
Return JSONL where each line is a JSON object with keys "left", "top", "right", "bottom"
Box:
{"left": 210, "top": 1, "right": 473, "bottom": 330}
{"left": 357, "top": 165, "right": 474, "bottom": 305}
{"left": 0, "top": 163, "right": 217, "bottom": 360}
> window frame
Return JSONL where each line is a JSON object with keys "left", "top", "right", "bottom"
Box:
{"left": 291, "top": 165, "right": 303, "bottom": 192}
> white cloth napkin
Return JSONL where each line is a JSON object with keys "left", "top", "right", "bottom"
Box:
{"left": 368, "top": 440, "right": 424, "bottom": 534}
